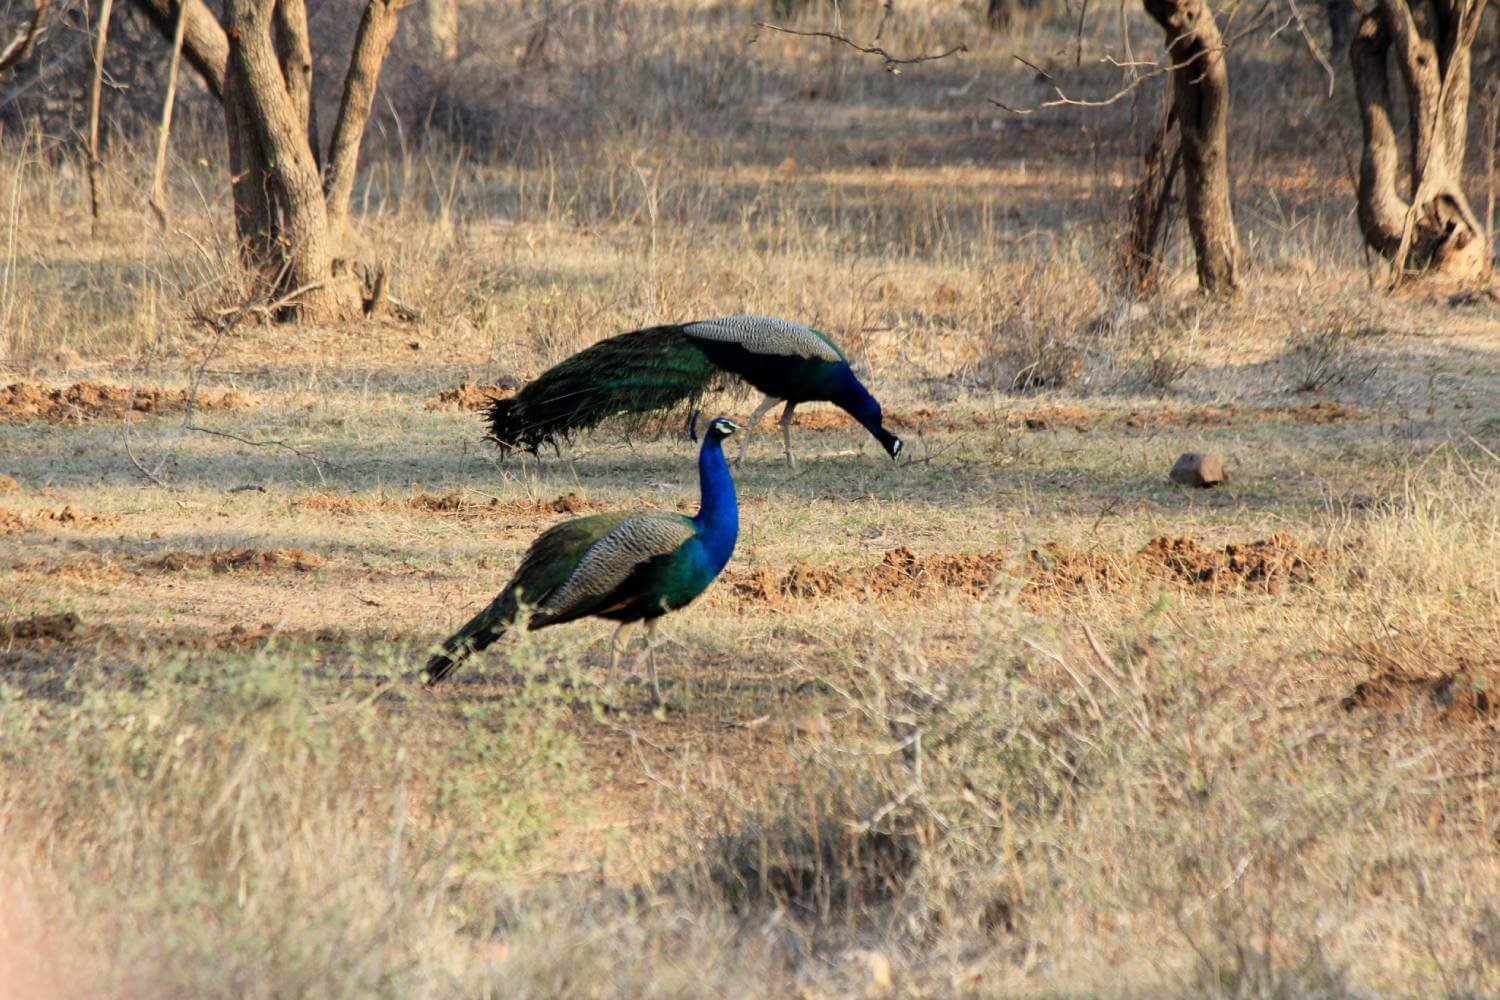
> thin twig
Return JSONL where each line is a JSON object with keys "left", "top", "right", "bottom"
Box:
{"left": 752, "top": 21, "right": 965, "bottom": 73}
{"left": 184, "top": 425, "right": 339, "bottom": 480}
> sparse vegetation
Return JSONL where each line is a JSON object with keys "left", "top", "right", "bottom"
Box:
{"left": 2, "top": 0, "right": 1498, "bottom": 994}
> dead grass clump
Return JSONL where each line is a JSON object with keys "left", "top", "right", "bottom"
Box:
{"left": 148, "top": 548, "right": 321, "bottom": 573}
{"left": 0, "top": 382, "right": 245, "bottom": 423}
{"left": 426, "top": 382, "right": 515, "bottom": 411}
{"left": 1283, "top": 308, "right": 1386, "bottom": 392}
{"left": 975, "top": 264, "right": 1101, "bottom": 392}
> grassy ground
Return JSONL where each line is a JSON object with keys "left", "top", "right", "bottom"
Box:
{"left": 2, "top": 0, "right": 1499, "bottom": 994}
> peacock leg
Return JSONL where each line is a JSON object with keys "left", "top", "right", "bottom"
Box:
{"left": 608, "top": 620, "right": 640, "bottom": 684}
{"left": 736, "top": 395, "right": 782, "bottom": 466}
{"left": 643, "top": 618, "right": 663, "bottom": 705}
{"left": 780, "top": 403, "right": 798, "bottom": 468}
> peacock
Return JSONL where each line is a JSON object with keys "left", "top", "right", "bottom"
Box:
{"left": 486, "top": 315, "right": 904, "bottom": 467}
{"left": 423, "top": 415, "right": 742, "bottom": 703}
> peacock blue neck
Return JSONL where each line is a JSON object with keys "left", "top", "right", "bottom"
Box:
{"left": 831, "top": 368, "right": 895, "bottom": 450}
{"left": 693, "top": 435, "right": 739, "bottom": 571}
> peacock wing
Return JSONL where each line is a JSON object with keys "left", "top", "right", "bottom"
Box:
{"left": 504, "top": 510, "right": 639, "bottom": 608}
{"left": 533, "top": 513, "right": 697, "bottom": 624}
{"left": 683, "top": 316, "right": 846, "bottom": 363}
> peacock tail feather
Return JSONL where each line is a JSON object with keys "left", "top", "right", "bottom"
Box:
{"left": 487, "top": 325, "right": 730, "bottom": 456}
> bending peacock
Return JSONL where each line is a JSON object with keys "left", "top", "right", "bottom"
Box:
{"left": 423, "top": 415, "right": 742, "bottom": 703}
{"left": 486, "top": 315, "right": 904, "bottom": 467}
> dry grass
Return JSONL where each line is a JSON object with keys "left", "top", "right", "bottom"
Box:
{"left": 2, "top": 0, "right": 1499, "bottom": 994}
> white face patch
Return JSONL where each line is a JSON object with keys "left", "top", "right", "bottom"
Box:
{"left": 540, "top": 514, "right": 696, "bottom": 618}
{"left": 684, "top": 316, "right": 844, "bottom": 364}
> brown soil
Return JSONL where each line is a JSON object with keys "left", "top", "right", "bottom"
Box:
{"left": 1339, "top": 636, "right": 1498, "bottom": 732}
{"left": 148, "top": 547, "right": 322, "bottom": 573}
{"left": 728, "top": 534, "right": 1325, "bottom": 606}
{"left": 0, "top": 612, "right": 83, "bottom": 643}
{"left": 0, "top": 474, "right": 22, "bottom": 492}
{"left": 426, "top": 382, "right": 513, "bottom": 411}
{"left": 0, "top": 381, "right": 245, "bottom": 423}
{"left": 0, "top": 505, "right": 122, "bottom": 533}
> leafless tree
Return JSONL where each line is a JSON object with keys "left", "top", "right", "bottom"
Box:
{"left": 127, "top": 0, "right": 407, "bottom": 321}
{"left": 1350, "top": 0, "right": 1491, "bottom": 284}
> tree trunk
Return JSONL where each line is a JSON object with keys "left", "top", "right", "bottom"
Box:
{"left": 1350, "top": 0, "right": 1490, "bottom": 283}
{"left": 126, "top": 0, "right": 404, "bottom": 323}
{"left": 224, "top": 0, "right": 356, "bottom": 320}
{"left": 1143, "top": 0, "right": 1239, "bottom": 295}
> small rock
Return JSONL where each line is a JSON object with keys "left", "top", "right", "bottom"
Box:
{"left": 1170, "top": 452, "right": 1226, "bottom": 488}
{"left": 405, "top": 340, "right": 422, "bottom": 351}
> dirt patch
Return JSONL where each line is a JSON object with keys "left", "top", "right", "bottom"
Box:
{"left": 728, "top": 534, "right": 1325, "bottom": 607}
{"left": 292, "top": 491, "right": 595, "bottom": 517}
{"left": 2, "top": 556, "right": 129, "bottom": 582}
{"left": 0, "top": 508, "right": 28, "bottom": 535}
{"left": 147, "top": 547, "right": 321, "bottom": 573}
{"left": 426, "top": 382, "right": 514, "bottom": 411}
{"left": 1339, "top": 635, "right": 1497, "bottom": 733}
{"left": 210, "top": 623, "right": 351, "bottom": 651}
{"left": 0, "top": 381, "right": 245, "bottom": 423}
{"left": 764, "top": 403, "right": 1365, "bottom": 436}
{"left": 0, "top": 612, "right": 83, "bottom": 643}
{"left": 0, "top": 475, "right": 22, "bottom": 493}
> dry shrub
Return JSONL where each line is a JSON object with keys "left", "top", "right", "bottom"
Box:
{"left": 1283, "top": 305, "right": 1386, "bottom": 392}
{"left": 974, "top": 263, "right": 1102, "bottom": 392}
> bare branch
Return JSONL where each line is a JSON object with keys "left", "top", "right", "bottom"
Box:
{"left": 148, "top": 0, "right": 188, "bottom": 231}
{"left": 324, "top": 0, "right": 405, "bottom": 234}
{"left": 127, "top": 0, "right": 228, "bottom": 101}
{"left": 752, "top": 21, "right": 965, "bottom": 73}
{"left": 0, "top": 0, "right": 52, "bottom": 72}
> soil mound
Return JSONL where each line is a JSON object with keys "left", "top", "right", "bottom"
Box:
{"left": 0, "top": 474, "right": 22, "bottom": 492}
{"left": 729, "top": 535, "right": 1324, "bottom": 607}
{"left": 0, "top": 612, "right": 83, "bottom": 643}
{"left": 427, "top": 382, "right": 513, "bottom": 411}
{"left": 292, "top": 492, "right": 370, "bottom": 515}
{"left": 0, "top": 381, "right": 245, "bottom": 423}
{"left": 1339, "top": 636, "right": 1497, "bottom": 733}
{"left": 0, "top": 505, "right": 115, "bottom": 534}
{"left": 149, "top": 547, "right": 321, "bottom": 573}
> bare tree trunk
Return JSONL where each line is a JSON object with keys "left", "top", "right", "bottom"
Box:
{"left": 1143, "top": 0, "right": 1238, "bottom": 295}
{"left": 225, "top": 0, "right": 353, "bottom": 320}
{"left": 1350, "top": 0, "right": 1489, "bottom": 283}
{"left": 130, "top": 0, "right": 227, "bottom": 99}
{"left": 86, "top": 0, "right": 114, "bottom": 233}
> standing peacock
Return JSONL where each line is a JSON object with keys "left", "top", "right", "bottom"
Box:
{"left": 423, "top": 416, "right": 742, "bottom": 703}
{"left": 486, "top": 315, "right": 904, "bottom": 467}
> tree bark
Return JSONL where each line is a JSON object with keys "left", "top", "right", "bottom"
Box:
{"left": 1143, "top": 0, "right": 1238, "bottom": 295}
{"left": 324, "top": 0, "right": 402, "bottom": 236}
{"left": 1349, "top": 0, "right": 1489, "bottom": 282}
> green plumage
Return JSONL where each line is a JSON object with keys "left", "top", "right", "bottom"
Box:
{"left": 422, "top": 511, "right": 635, "bottom": 682}
{"left": 487, "top": 325, "right": 727, "bottom": 455}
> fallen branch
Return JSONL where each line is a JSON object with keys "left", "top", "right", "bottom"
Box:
{"left": 752, "top": 20, "right": 965, "bottom": 73}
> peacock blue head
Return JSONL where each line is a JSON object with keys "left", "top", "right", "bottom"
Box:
{"left": 688, "top": 410, "right": 740, "bottom": 445}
